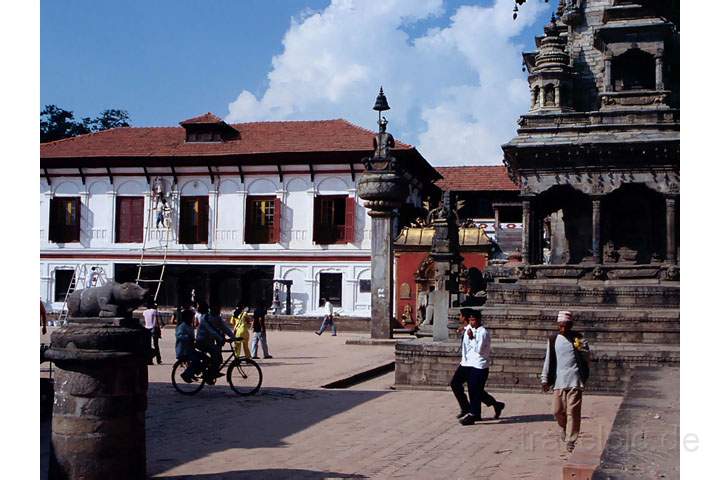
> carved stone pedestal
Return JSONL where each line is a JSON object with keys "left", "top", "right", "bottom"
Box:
{"left": 45, "top": 317, "right": 148, "bottom": 480}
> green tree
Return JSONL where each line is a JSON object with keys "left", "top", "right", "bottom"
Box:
{"left": 40, "top": 105, "right": 131, "bottom": 143}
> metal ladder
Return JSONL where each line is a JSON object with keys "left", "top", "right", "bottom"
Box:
{"left": 136, "top": 193, "right": 175, "bottom": 302}
{"left": 57, "top": 264, "right": 107, "bottom": 324}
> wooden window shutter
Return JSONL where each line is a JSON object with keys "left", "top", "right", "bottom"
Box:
{"left": 72, "top": 197, "right": 81, "bottom": 242}
{"left": 132, "top": 197, "right": 145, "bottom": 242}
{"left": 244, "top": 196, "right": 252, "bottom": 243}
{"left": 344, "top": 196, "right": 355, "bottom": 244}
{"left": 197, "top": 196, "right": 209, "bottom": 244}
{"left": 48, "top": 198, "right": 58, "bottom": 242}
{"left": 179, "top": 197, "right": 190, "bottom": 244}
{"left": 312, "top": 196, "right": 320, "bottom": 243}
{"left": 272, "top": 197, "right": 282, "bottom": 243}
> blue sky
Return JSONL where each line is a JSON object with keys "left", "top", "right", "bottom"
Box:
{"left": 41, "top": 0, "right": 551, "bottom": 165}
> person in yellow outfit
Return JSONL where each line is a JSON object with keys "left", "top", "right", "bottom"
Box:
{"left": 230, "top": 303, "right": 251, "bottom": 358}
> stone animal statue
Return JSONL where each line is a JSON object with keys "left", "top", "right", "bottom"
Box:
{"left": 67, "top": 281, "right": 148, "bottom": 318}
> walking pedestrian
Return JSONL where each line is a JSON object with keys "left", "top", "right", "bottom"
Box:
{"left": 315, "top": 298, "right": 337, "bottom": 336}
{"left": 541, "top": 310, "right": 590, "bottom": 452}
{"left": 143, "top": 302, "right": 162, "bottom": 365}
{"left": 230, "top": 303, "right": 251, "bottom": 358}
{"left": 250, "top": 303, "right": 272, "bottom": 359}
{"left": 450, "top": 308, "right": 505, "bottom": 425}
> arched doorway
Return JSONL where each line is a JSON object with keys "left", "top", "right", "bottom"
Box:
{"left": 602, "top": 184, "right": 665, "bottom": 264}
{"left": 536, "top": 185, "right": 593, "bottom": 264}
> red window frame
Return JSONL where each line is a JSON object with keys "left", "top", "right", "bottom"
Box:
{"left": 313, "top": 195, "right": 355, "bottom": 244}
{"left": 115, "top": 196, "right": 145, "bottom": 243}
{"left": 245, "top": 196, "right": 281, "bottom": 244}
{"left": 48, "top": 197, "right": 81, "bottom": 243}
{"left": 179, "top": 196, "right": 209, "bottom": 244}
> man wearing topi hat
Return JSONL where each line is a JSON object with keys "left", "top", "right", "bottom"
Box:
{"left": 450, "top": 308, "right": 505, "bottom": 426}
{"left": 541, "top": 310, "right": 590, "bottom": 452}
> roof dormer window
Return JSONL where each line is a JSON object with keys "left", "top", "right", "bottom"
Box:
{"left": 179, "top": 112, "right": 239, "bottom": 143}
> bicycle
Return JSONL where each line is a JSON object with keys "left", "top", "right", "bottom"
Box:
{"left": 171, "top": 346, "right": 263, "bottom": 396}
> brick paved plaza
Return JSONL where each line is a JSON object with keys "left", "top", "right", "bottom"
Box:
{"left": 42, "top": 329, "right": 621, "bottom": 479}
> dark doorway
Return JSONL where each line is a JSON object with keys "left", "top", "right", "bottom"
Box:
{"left": 319, "top": 272, "right": 342, "bottom": 307}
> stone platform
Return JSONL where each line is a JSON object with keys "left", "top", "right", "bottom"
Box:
{"left": 396, "top": 279, "right": 679, "bottom": 394}
{"left": 395, "top": 338, "right": 679, "bottom": 394}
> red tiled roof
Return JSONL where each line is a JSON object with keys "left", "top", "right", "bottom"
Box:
{"left": 179, "top": 112, "right": 226, "bottom": 125}
{"left": 40, "top": 117, "right": 413, "bottom": 159}
{"left": 434, "top": 166, "right": 518, "bottom": 191}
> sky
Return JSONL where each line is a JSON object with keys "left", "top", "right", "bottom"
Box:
{"left": 41, "top": 0, "right": 552, "bottom": 166}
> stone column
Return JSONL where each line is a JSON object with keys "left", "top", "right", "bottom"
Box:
{"left": 554, "top": 84, "right": 561, "bottom": 109}
{"left": 604, "top": 55, "right": 613, "bottom": 92}
{"left": 45, "top": 317, "right": 148, "bottom": 480}
{"left": 357, "top": 172, "right": 405, "bottom": 340}
{"left": 521, "top": 198, "right": 533, "bottom": 264}
{"left": 655, "top": 51, "right": 664, "bottom": 91}
{"left": 592, "top": 196, "right": 602, "bottom": 264}
{"left": 665, "top": 195, "right": 677, "bottom": 264}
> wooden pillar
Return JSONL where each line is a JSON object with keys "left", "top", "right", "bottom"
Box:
{"left": 521, "top": 198, "right": 533, "bottom": 264}
{"left": 665, "top": 195, "right": 677, "bottom": 264}
{"left": 592, "top": 196, "right": 602, "bottom": 264}
{"left": 493, "top": 207, "right": 500, "bottom": 233}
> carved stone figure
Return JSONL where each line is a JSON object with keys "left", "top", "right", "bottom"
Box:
{"left": 67, "top": 281, "right": 148, "bottom": 318}
{"left": 372, "top": 117, "right": 395, "bottom": 160}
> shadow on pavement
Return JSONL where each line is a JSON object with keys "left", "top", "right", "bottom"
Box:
{"left": 493, "top": 414, "right": 554, "bottom": 425}
{"left": 157, "top": 469, "right": 367, "bottom": 479}
{"left": 146, "top": 382, "right": 389, "bottom": 477}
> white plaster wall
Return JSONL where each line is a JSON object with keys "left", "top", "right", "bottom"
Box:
{"left": 41, "top": 173, "right": 371, "bottom": 253}
{"left": 215, "top": 179, "right": 243, "bottom": 248}
{"left": 87, "top": 180, "right": 113, "bottom": 247}
{"left": 285, "top": 176, "right": 313, "bottom": 249}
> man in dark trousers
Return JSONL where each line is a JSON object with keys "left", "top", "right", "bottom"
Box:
{"left": 251, "top": 303, "right": 273, "bottom": 359}
{"left": 450, "top": 308, "right": 505, "bottom": 425}
{"left": 541, "top": 310, "right": 590, "bottom": 453}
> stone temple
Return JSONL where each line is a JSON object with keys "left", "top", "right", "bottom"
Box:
{"left": 396, "top": 0, "right": 679, "bottom": 393}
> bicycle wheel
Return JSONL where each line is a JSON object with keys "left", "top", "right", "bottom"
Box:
{"left": 171, "top": 359, "right": 206, "bottom": 395}
{"left": 227, "top": 358, "right": 262, "bottom": 396}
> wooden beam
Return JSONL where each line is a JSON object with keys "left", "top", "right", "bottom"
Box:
{"left": 207, "top": 165, "right": 215, "bottom": 184}
{"left": 142, "top": 166, "right": 151, "bottom": 186}
{"left": 308, "top": 163, "right": 315, "bottom": 182}
{"left": 78, "top": 167, "right": 86, "bottom": 185}
{"left": 43, "top": 168, "right": 52, "bottom": 186}
{"left": 276, "top": 164, "right": 284, "bottom": 183}
{"left": 106, "top": 166, "right": 114, "bottom": 185}
{"left": 170, "top": 164, "right": 178, "bottom": 186}
{"left": 237, "top": 165, "right": 245, "bottom": 184}
{"left": 349, "top": 162, "right": 356, "bottom": 182}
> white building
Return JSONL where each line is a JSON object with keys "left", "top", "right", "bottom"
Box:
{"left": 40, "top": 113, "right": 439, "bottom": 316}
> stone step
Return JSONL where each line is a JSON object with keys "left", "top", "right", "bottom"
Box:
{"left": 487, "top": 282, "right": 679, "bottom": 309}
{"left": 479, "top": 305, "right": 679, "bottom": 344}
{"left": 394, "top": 339, "right": 679, "bottom": 394}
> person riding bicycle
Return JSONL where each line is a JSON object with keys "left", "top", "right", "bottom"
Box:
{"left": 176, "top": 305, "right": 202, "bottom": 383}
{"left": 195, "top": 303, "right": 239, "bottom": 380}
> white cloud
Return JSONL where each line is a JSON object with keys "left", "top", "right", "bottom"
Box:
{"left": 226, "top": 0, "right": 548, "bottom": 166}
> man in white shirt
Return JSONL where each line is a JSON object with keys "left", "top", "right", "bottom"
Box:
{"left": 315, "top": 298, "right": 337, "bottom": 336}
{"left": 541, "top": 310, "right": 590, "bottom": 453}
{"left": 450, "top": 308, "right": 505, "bottom": 425}
{"left": 143, "top": 302, "right": 162, "bottom": 365}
